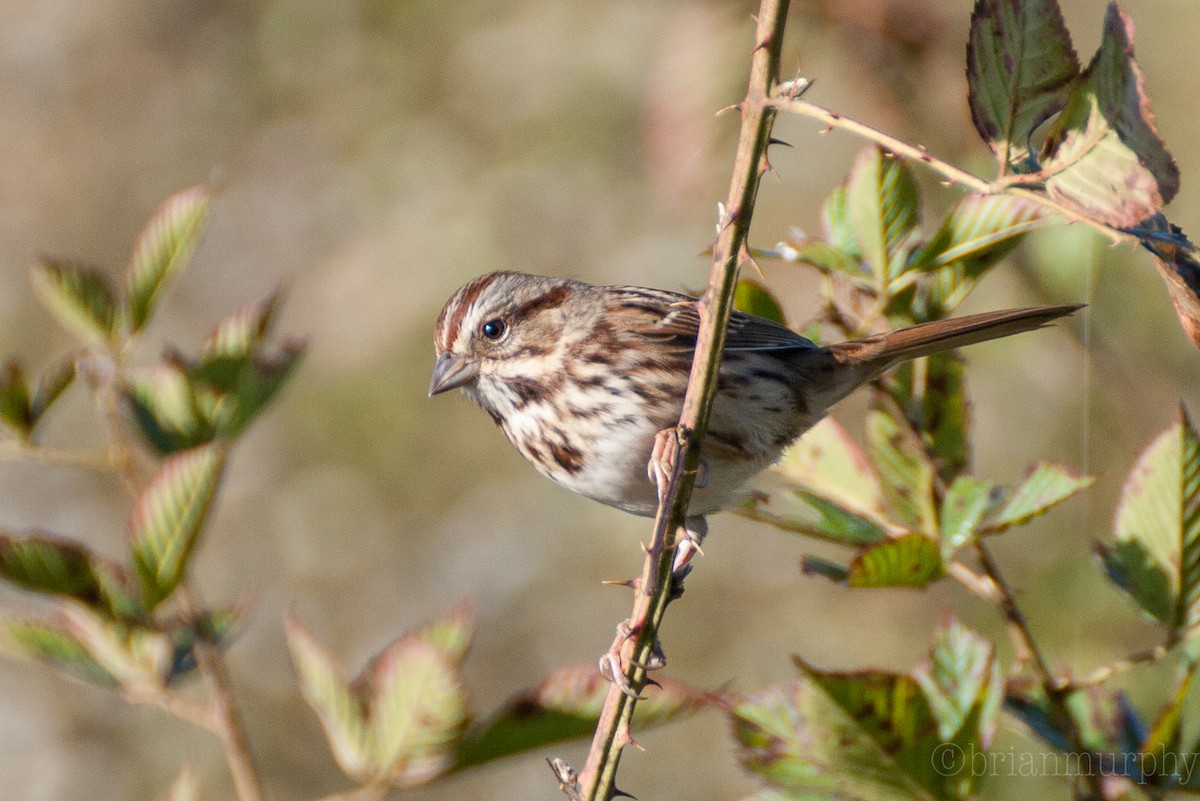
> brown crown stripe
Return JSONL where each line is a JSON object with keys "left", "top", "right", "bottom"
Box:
{"left": 438, "top": 271, "right": 504, "bottom": 351}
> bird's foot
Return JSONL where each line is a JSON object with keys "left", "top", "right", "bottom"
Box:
{"left": 598, "top": 618, "right": 666, "bottom": 699}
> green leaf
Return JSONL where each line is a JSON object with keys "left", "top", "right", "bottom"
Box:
{"left": 743, "top": 418, "right": 894, "bottom": 545}
{"left": 365, "top": 637, "right": 467, "bottom": 786}
{"left": 866, "top": 411, "right": 938, "bottom": 536}
{"left": 913, "top": 616, "right": 1002, "bottom": 744}
{"left": 31, "top": 260, "right": 119, "bottom": 347}
{"left": 285, "top": 615, "right": 373, "bottom": 781}
{"left": 731, "top": 623, "right": 1002, "bottom": 801}
{"left": 1096, "top": 539, "right": 1172, "bottom": 624}
{"left": 941, "top": 476, "right": 1004, "bottom": 555}
{"left": 911, "top": 194, "right": 1049, "bottom": 276}
{"left": 456, "top": 663, "right": 700, "bottom": 770}
{"left": 0, "top": 361, "right": 32, "bottom": 436}
{"left": 413, "top": 599, "right": 474, "bottom": 667}
{"left": 0, "top": 616, "right": 117, "bottom": 687}
{"left": 125, "top": 186, "right": 212, "bottom": 334}
{"left": 983, "top": 461, "right": 1094, "bottom": 534}
{"left": 822, "top": 185, "right": 860, "bottom": 261}
{"left": 734, "top": 280, "right": 787, "bottom": 326}
{"left": 845, "top": 147, "right": 920, "bottom": 286}
{"left": 966, "top": 0, "right": 1079, "bottom": 171}
{"left": 776, "top": 239, "right": 864, "bottom": 279}
{"left": 0, "top": 530, "right": 129, "bottom": 612}
{"left": 884, "top": 353, "right": 970, "bottom": 479}
{"left": 28, "top": 356, "right": 75, "bottom": 429}
{"left": 129, "top": 444, "right": 225, "bottom": 609}
{"left": 800, "top": 555, "right": 851, "bottom": 583}
{"left": 848, "top": 533, "right": 944, "bottom": 589}
{"left": 1106, "top": 408, "right": 1200, "bottom": 638}
{"left": 1040, "top": 5, "right": 1179, "bottom": 228}
{"left": 126, "top": 362, "right": 215, "bottom": 454}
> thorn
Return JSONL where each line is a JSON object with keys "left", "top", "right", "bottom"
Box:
{"left": 642, "top": 676, "right": 663, "bottom": 690}
{"left": 612, "top": 788, "right": 638, "bottom": 800}
{"left": 716, "top": 102, "right": 741, "bottom": 116}
{"left": 602, "top": 577, "right": 641, "bottom": 591}
{"left": 767, "top": 137, "right": 793, "bottom": 148}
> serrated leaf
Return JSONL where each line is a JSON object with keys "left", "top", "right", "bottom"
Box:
{"left": 846, "top": 147, "right": 920, "bottom": 286}
{"left": 0, "top": 361, "right": 32, "bottom": 436}
{"left": 364, "top": 638, "right": 466, "bottom": 786}
{"left": 284, "top": 616, "right": 373, "bottom": 780}
{"left": 0, "top": 616, "right": 117, "bottom": 687}
{"left": 129, "top": 444, "right": 225, "bottom": 609}
{"left": 125, "top": 186, "right": 212, "bottom": 334}
{"left": 1108, "top": 408, "right": 1200, "bottom": 638}
{"left": 912, "top": 195, "right": 1049, "bottom": 275}
{"left": 848, "top": 533, "right": 943, "bottom": 589}
{"left": 745, "top": 418, "right": 895, "bottom": 545}
{"left": 1040, "top": 5, "right": 1179, "bottom": 228}
{"left": 62, "top": 604, "right": 172, "bottom": 686}
{"left": 456, "top": 664, "right": 701, "bottom": 770}
{"left": 734, "top": 280, "right": 787, "bottom": 326}
{"left": 913, "top": 616, "right": 1002, "bottom": 744}
{"left": 941, "top": 477, "right": 1004, "bottom": 555}
{"left": 772, "top": 417, "right": 892, "bottom": 527}
{"left": 983, "top": 461, "right": 1094, "bottom": 534}
{"left": 31, "top": 260, "right": 120, "bottom": 346}
{"left": 866, "top": 411, "right": 938, "bottom": 536}
{"left": 966, "top": 0, "right": 1079, "bottom": 171}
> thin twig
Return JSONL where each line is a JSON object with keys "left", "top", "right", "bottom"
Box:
{"left": 974, "top": 541, "right": 1106, "bottom": 801}
{"left": 181, "top": 583, "right": 267, "bottom": 801}
{"left": 0, "top": 441, "right": 114, "bottom": 471}
{"left": 123, "top": 681, "right": 217, "bottom": 733}
{"left": 773, "top": 96, "right": 1128, "bottom": 246}
{"left": 1068, "top": 643, "right": 1174, "bottom": 689}
{"left": 573, "top": 3, "right": 790, "bottom": 799}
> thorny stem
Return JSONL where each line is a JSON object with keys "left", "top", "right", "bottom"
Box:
{"left": 571, "top": 3, "right": 790, "bottom": 799}
{"left": 773, "top": 96, "right": 1129, "bottom": 247}
{"left": 973, "top": 541, "right": 1107, "bottom": 801}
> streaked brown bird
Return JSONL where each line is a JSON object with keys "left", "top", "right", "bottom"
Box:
{"left": 430, "top": 271, "right": 1078, "bottom": 539}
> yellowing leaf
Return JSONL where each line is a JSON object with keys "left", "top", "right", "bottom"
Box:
{"left": 1041, "top": 5, "right": 1179, "bottom": 228}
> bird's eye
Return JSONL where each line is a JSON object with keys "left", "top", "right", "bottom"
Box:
{"left": 480, "top": 318, "right": 507, "bottom": 340}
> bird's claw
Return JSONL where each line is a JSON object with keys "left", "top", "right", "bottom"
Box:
{"left": 598, "top": 619, "right": 666, "bottom": 699}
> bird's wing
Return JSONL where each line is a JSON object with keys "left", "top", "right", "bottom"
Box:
{"left": 610, "top": 287, "right": 816, "bottom": 352}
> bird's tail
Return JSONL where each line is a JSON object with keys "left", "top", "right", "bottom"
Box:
{"left": 812, "top": 303, "right": 1082, "bottom": 409}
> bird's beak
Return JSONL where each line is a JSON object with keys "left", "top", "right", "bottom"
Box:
{"left": 428, "top": 353, "right": 479, "bottom": 396}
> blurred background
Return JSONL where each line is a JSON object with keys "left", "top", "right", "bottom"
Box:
{"left": 0, "top": 1, "right": 1196, "bottom": 799}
